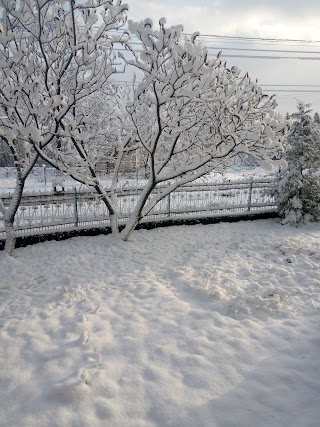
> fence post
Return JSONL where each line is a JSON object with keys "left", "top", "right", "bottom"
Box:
{"left": 167, "top": 193, "right": 171, "bottom": 217}
{"left": 74, "top": 187, "right": 79, "bottom": 226}
{"left": 247, "top": 177, "right": 253, "bottom": 212}
{"left": 42, "top": 164, "right": 46, "bottom": 186}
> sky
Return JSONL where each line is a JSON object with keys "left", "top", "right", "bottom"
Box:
{"left": 126, "top": 0, "right": 320, "bottom": 115}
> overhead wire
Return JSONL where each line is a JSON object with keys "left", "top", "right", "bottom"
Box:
{"left": 185, "top": 33, "right": 320, "bottom": 44}
{"left": 264, "top": 90, "right": 320, "bottom": 93}
{"left": 210, "top": 54, "right": 320, "bottom": 60}
{"left": 113, "top": 31, "right": 320, "bottom": 109}
{"left": 116, "top": 47, "right": 320, "bottom": 60}
{"left": 204, "top": 47, "right": 320, "bottom": 55}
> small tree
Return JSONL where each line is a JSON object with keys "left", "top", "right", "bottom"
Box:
{"left": 278, "top": 102, "right": 320, "bottom": 225}
{"left": 313, "top": 112, "right": 320, "bottom": 124}
{"left": 0, "top": 0, "right": 128, "bottom": 253}
{"left": 116, "top": 18, "right": 289, "bottom": 240}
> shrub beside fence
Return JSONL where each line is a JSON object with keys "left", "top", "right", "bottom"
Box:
{"left": 0, "top": 177, "right": 279, "bottom": 241}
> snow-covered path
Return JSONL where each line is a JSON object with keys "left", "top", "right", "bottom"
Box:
{"left": 0, "top": 219, "right": 320, "bottom": 426}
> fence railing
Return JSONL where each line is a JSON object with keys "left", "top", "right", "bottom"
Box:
{"left": 0, "top": 177, "right": 279, "bottom": 240}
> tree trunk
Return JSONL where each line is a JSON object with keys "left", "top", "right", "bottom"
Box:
{"left": 93, "top": 182, "right": 119, "bottom": 235}
{"left": 120, "top": 214, "right": 140, "bottom": 241}
{"left": 120, "top": 180, "right": 155, "bottom": 241}
{"left": 119, "top": 167, "right": 159, "bottom": 241}
{"left": 109, "top": 190, "right": 119, "bottom": 235}
{"left": 2, "top": 176, "right": 26, "bottom": 256}
{"left": 4, "top": 221, "right": 16, "bottom": 256}
{"left": 109, "top": 212, "right": 119, "bottom": 235}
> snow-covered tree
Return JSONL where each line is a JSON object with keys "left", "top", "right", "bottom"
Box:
{"left": 278, "top": 102, "right": 320, "bottom": 225}
{"left": 35, "top": 83, "right": 131, "bottom": 234}
{"left": 0, "top": 6, "right": 290, "bottom": 248}
{"left": 115, "top": 18, "right": 289, "bottom": 240}
{"left": 0, "top": 0, "right": 128, "bottom": 253}
{"left": 313, "top": 112, "right": 320, "bottom": 124}
{"left": 0, "top": 138, "right": 13, "bottom": 167}
{"left": 43, "top": 18, "right": 289, "bottom": 241}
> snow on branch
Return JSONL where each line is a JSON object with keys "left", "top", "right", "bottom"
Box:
{"left": 115, "top": 18, "right": 290, "bottom": 240}
{"left": 0, "top": 0, "right": 128, "bottom": 250}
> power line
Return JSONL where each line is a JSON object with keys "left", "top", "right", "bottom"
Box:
{"left": 127, "top": 38, "right": 320, "bottom": 54}
{"left": 261, "top": 85, "right": 320, "bottom": 87}
{"left": 117, "top": 30, "right": 320, "bottom": 50}
{"left": 276, "top": 94, "right": 320, "bottom": 100}
{"left": 110, "top": 81, "right": 320, "bottom": 94}
{"left": 117, "top": 30, "right": 320, "bottom": 59}
{"left": 264, "top": 89, "right": 320, "bottom": 93}
{"left": 117, "top": 47, "right": 320, "bottom": 61}
{"left": 200, "top": 40, "right": 320, "bottom": 48}
{"left": 210, "top": 53, "right": 320, "bottom": 60}
{"left": 205, "top": 46, "right": 320, "bottom": 55}
{"left": 107, "top": 28, "right": 320, "bottom": 44}
{"left": 187, "top": 33, "right": 320, "bottom": 44}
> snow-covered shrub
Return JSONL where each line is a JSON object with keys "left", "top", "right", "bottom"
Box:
{"left": 278, "top": 171, "right": 320, "bottom": 225}
{"left": 278, "top": 102, "right": 320, "bottom": 225}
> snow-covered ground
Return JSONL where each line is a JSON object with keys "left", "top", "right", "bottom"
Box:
{"left": 1, "top": 219, "right": 319, "bottom": 427}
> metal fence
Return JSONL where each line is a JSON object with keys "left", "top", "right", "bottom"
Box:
{"left": 0, "top": 177, "right": 279, "bottom": 240}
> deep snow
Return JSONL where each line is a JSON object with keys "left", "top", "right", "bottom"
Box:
{"left": 0, "top": 219, "right": 320, "bottom": 426}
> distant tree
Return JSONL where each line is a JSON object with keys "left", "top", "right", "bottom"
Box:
{"left": 278, "top": 102, "right": 320, "bottom": 225}
{"left": 285, "top": 112, "right": 291, "bottom": 120}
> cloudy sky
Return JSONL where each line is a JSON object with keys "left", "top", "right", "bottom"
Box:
{"left": 129, "top": 0, "right": 320, "bottom": 39}
{"left": 127, "top": 0, "right": 320, "bottom": 115}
